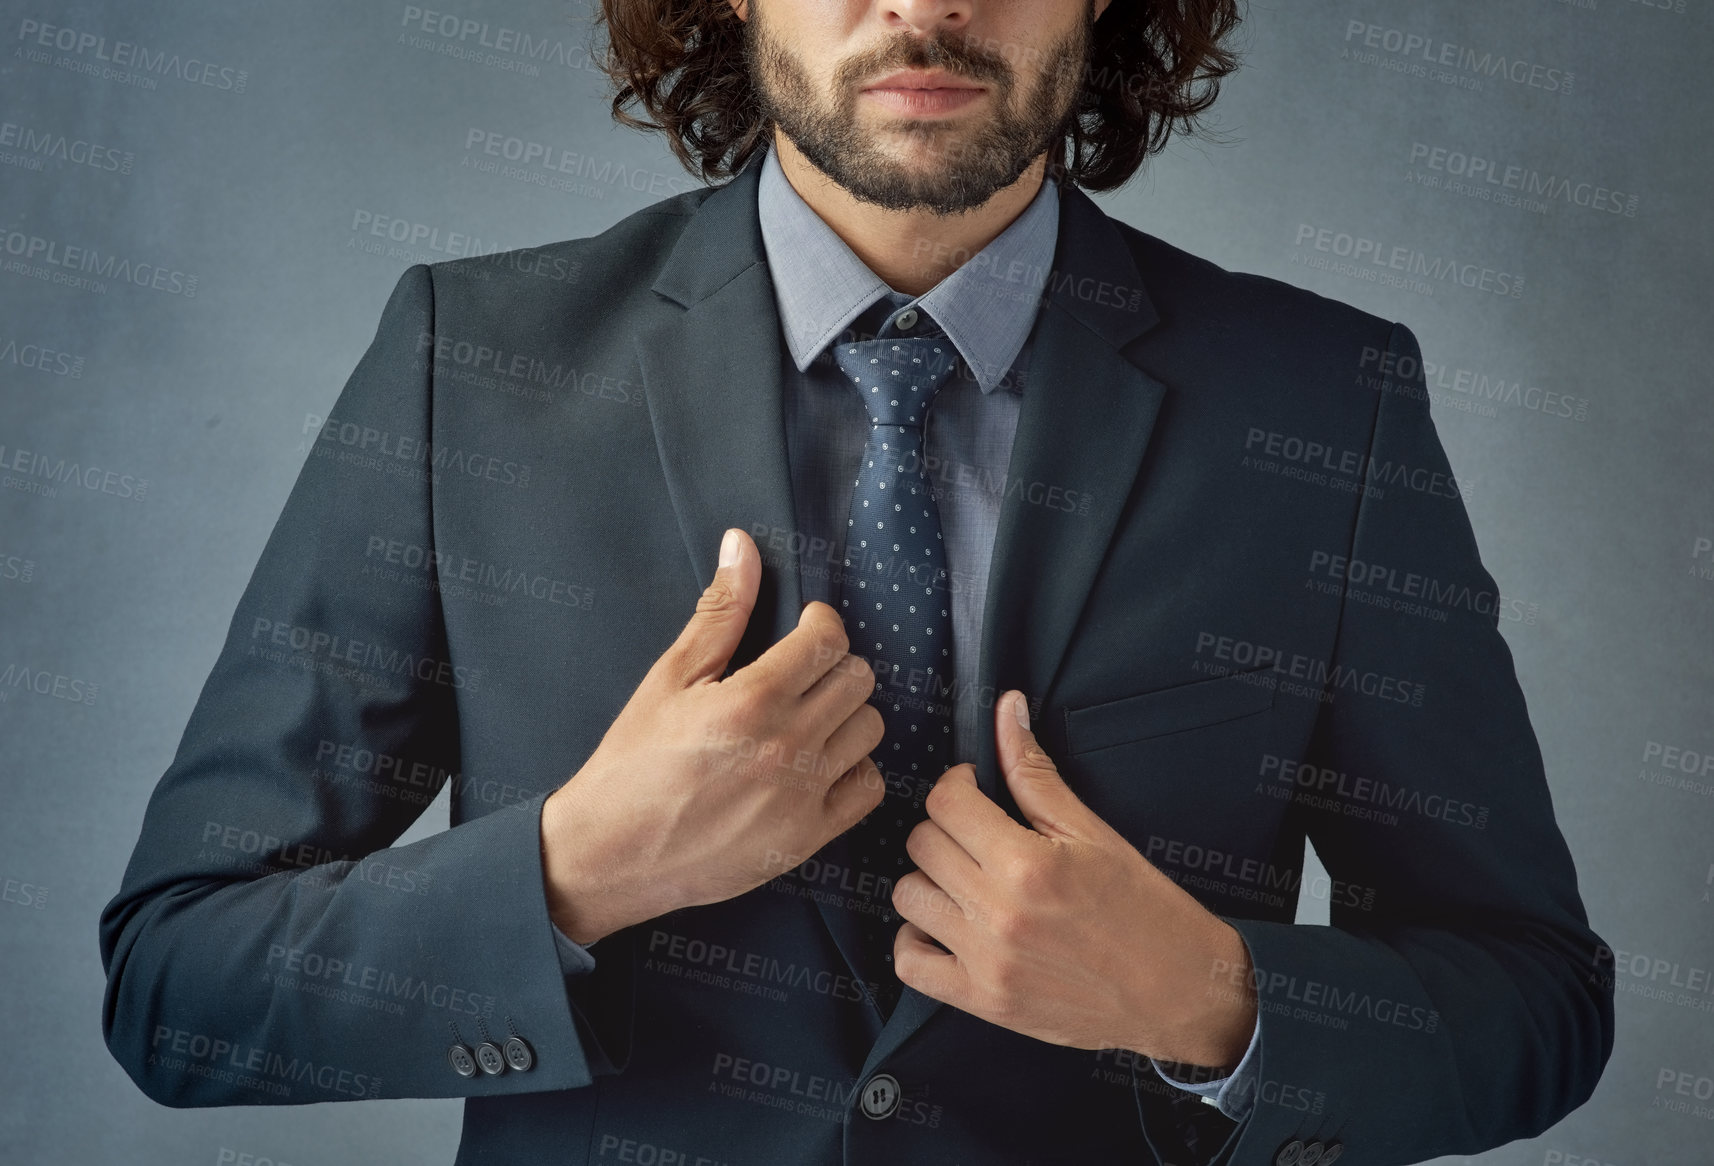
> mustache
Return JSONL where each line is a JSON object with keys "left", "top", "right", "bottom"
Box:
{"left": 834, "top": 32, "right": 1013, "bottom": 93}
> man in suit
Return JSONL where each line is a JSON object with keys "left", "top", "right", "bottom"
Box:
{"left": 100, "top": 0, "right": 1614, "bottom": 1163}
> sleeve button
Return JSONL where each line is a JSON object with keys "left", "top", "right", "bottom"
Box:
{"left": 475, "top": 1041, "right": 508, "bottom": 1075}
{"left": 504, "top": 1035, "right": 535, "bottom": 1071}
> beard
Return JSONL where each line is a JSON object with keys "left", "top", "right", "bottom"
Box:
{"left": 742, "top": 0, "right": 1094, "bottom": 214}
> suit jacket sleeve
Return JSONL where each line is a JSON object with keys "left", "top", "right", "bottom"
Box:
{"left": 1211, "top": 321, "right": 1615, "bottom": 1164}
{"left": 97, "top": 264, "right": 630, "bottom": 1107}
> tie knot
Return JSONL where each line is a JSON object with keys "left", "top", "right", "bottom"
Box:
{"left": 831, "top": 337, "right": 960, "bottom": 429}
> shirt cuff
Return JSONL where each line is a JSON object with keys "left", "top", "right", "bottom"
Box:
{"left": 552, "top": 921, "right": 600, "bottom": 976}
{"left": 1149, "top": 1014, "right": 1262, "bottom": 1121}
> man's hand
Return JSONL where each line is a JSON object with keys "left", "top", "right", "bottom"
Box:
{"left": 540, "top": 528, "right": 887, "bottom": 944}
{"left": 890, "top": 690, "right": 1258, "bottom": 1069}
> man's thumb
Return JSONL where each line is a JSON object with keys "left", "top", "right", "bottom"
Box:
{"left": 996, "top": 690, "right": 1085, "bottom": 839}
{"left": 666, "top": 527, "right": 760, "bottom": 685}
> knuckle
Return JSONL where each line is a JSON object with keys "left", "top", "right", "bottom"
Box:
{"left": 985, "top": 972, "right": 1022, "bottom": 1021}
{"left": 903, "top": 826, "right": 930, "bottom": 868}
{"left": 923, "top": 779, "right": 954, "bottom": 818}
{"left": 861, "top": 704, "right": 885, "bottom": 748}
{"left": 891, "top": 872, "right": 927, "bottom": 916}
{"left": 848, "top": 652, "right": 878, "bottom": 690}
{"left": 696, "top": 577, "right": 741, "bottom": 619}
{"left": 1000, "top": 851, "right": 1039, "bottom": 889}
{"left": 808, "top": 602, "right": 849, "bottom": 657}
{"left": 724, "top": 685, "right": 766, "bottom": 729}
{"left": 863, "top": 760, "right": 887, "bottom": 806}
{"left": 989, "top": 905, "right": 1027, "bottom": 945}
{"left": 1022, "top": 740, "right": 1057, "bottom": 771}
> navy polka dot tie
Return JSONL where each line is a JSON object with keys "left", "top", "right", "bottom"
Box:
{"left": 829, "top": 324, "right": 960, "bottom": 1019}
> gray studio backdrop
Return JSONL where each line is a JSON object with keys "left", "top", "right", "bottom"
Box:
{"left": 2, "top": 1, "right": 1710, "bottom": 1163}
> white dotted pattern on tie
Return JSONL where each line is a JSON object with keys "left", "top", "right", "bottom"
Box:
{"left": 829, "top": 330, "right": 960, "bottom": 990}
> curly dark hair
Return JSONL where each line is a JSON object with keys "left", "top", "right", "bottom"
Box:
{"left": 593, "top": 0, "right": 1244, "bottom": 192}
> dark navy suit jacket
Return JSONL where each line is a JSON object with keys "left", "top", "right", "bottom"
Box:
{"left": 99, "top": 149, "right": 1614, "bottom": 1165}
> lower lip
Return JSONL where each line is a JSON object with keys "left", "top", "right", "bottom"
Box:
{"left": 862, "top": 86, "right": 985, "bottom": 115}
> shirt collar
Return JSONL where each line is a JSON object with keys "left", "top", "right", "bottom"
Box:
{"left": 757, "top": 142, "right": 1058, "bottom": 395}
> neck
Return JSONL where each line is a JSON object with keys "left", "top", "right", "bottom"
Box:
{"left": 770, "top": 128, "right": 1046, "bottom": 297}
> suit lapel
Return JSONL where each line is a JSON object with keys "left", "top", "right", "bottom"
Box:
{"left": 635, "top": 154, "right": 803, "bottom": 670}
{"left": 637, "top": 154, "right": 1175, "bottom": 1063}
{"left": 636, "top": 156, "right": 891, "bottom": 1019}
{"left": 860, "top": 181, "right": 1172, "bottom": 1072}
{"left": 971, "top": 186, "right": 1167, "bottom": 805}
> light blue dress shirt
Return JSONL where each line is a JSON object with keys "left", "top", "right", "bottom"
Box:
{"left": 548, "top": 141, "right": 1260, "bottom": 1121}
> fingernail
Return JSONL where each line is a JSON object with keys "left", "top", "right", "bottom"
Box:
{"left": 719, "top": 528, "right": 738, "bottom": 568}
{"left": 1012, "top": 690, "right": 1029, "bottom": 729}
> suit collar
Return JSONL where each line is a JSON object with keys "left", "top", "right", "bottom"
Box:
{"left": 755, "top": 143, "right": 1061, "bottom": 396}
{"left": 650, "top": 145, "right": 1160, "bottom": 347}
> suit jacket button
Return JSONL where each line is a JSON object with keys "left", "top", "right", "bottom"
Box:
{"left": 1274, "top": 1139, "right": 1304, "bottom": 1166}
{"left": 1318, "top": 1142, "right": 1343, "bottom": 1164}
{"left": 858, "top": 1072, "right": 900, "bottom": 1119}
{"left": 447, "top": 1043, "right": 478, "bottom": 1078}
{"left": 1300, "top": 1142, "right": 1325, "bottom": 1166}
{"left": 504, "top": 1035, "right": 535, "bottom": 1071}
{"left": 475, "top": 1041, "right": 508, "bottom": 1075}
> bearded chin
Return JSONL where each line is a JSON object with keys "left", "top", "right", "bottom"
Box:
{"left": 800, "top": 122, "right": 1043, "bottom": 216}
{"left": 744, "top": 12, "right": 1091, "bottom": 215}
